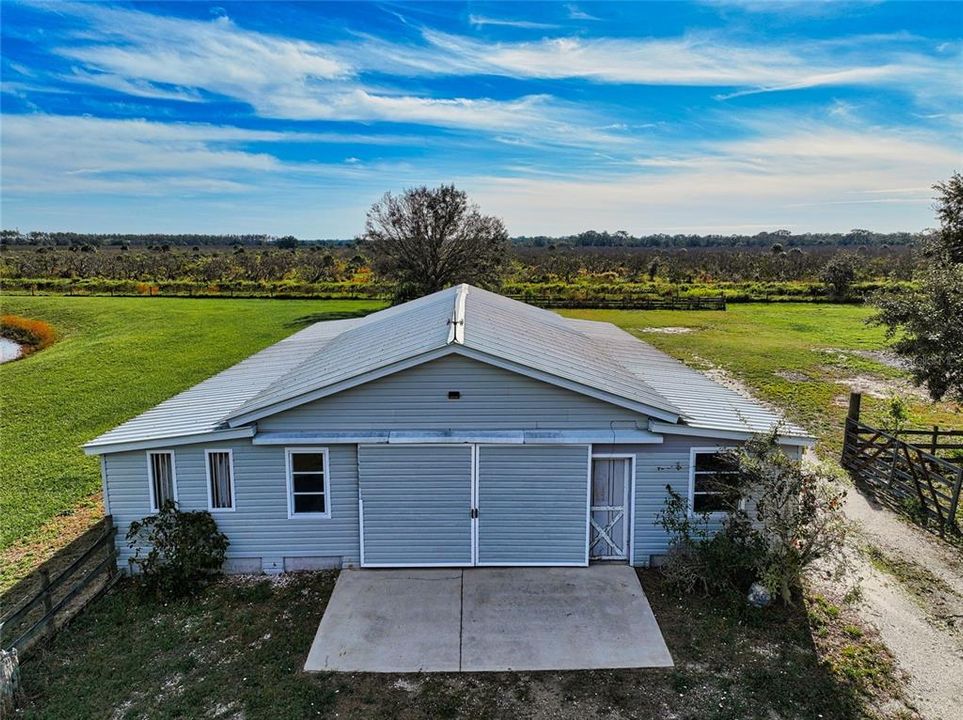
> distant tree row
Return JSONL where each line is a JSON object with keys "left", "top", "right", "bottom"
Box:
{"left": 1, "top": 227, "right": 918, "bottom": 250}
{"left": 514, "top": 228, "right": 918, "bottom": 249}
{"left": 0, "top": 230, "right": 349, "bottom": 248}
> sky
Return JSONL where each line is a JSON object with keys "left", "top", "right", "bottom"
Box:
{"left": 1, "top": 1, "right": 961, "bottom": 238}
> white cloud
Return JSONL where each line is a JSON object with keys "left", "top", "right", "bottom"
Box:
{"left": 565, "top": 4, "right": 601, "bottom": 21}
{"left": 465, "top": 119, "right": 956, "bottom": 235}
{"left": 388, "top": 30, "right": 957, "bottom": 103}
{"left": 33, "top": 3, "right": 611, "bottom": 146}
{"left": 468, "top": 15, "right": 559, "bottom": 30}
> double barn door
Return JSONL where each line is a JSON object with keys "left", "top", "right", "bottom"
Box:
{"left": 358, "top": 444, "right": 594, "bottom": 567}
{"left": 358, "top": 445, "right": 633, "bottom": 567}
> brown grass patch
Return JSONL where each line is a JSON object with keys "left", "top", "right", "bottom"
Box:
{"left": 0, "top": 314, "right": 56, "bottom": 355}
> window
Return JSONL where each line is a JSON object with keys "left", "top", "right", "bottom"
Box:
{"left": 286, "top": 448, "right": 330, "bottom": 518}
{"left": 690, "top": 450, "right": 739, "bottom": 514}
{"left": 206, "top": 449, "right": 235, "bottom": 511}
{"left": 147, "top": 451, "right": 177, "bottom": 512}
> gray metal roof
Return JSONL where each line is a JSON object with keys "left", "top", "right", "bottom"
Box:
{"left": 565, "top": 318, "right": 810, "bottom": 439}
{"left": 84, "top": 317, "right": 361, "bottom": 451}
{"left": 86, "top": 284, "right": 811, "bottom": 454}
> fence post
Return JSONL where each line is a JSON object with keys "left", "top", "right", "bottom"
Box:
{"left": 38, "top": 568, "right": 53, "bottom": 642}
{"left": 931, "top": 425, "right": 939, "bottom": 457}
{"left": 949, "top": 467, "right": 963, "bottom": 534}
{"left": 843, "top": 392, "right": 862, "bottom": 465}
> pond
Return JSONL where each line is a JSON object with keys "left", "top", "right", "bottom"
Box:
{"left": 0, "top": 337, "right": 23, "bottom": 363}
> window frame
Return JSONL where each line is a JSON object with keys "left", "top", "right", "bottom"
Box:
{"left": 688, "top": 446, "right": 741, "bottom": 517}
{"left": 285, "top": 447, "right": 331, "bottom": 520}
{"left": 146, "top": 450, "right": 178, "bottom": 513}
{"left": 205, "top": 448, "right": 236, "bottom": 513}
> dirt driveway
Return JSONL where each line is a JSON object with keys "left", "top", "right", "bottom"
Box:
{"left": 841, "top": 487, "right": 963, "bottom": 719}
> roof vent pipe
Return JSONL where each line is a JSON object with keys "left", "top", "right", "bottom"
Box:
{"left": 446, "top": 284, "right": 468, "bottom": 345}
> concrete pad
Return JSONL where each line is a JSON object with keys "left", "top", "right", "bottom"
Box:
{"left": 461, "top": 565, "right": 673, "bottom": 671}
{"left": 304, "top": 569, "right": 462, "bottom": 672}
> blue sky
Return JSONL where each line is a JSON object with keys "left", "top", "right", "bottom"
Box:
{"left": 1, "top": 1, "right": 960, "bottom": 237}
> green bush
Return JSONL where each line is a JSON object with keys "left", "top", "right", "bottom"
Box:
{"left": 126, "top": 501, "right": 230, "bottom": 597}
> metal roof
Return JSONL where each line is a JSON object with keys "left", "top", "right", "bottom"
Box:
{"left": 565, "top": 318, "right": 811, "bottom": 440}
{"left": 83, "top": 317, "right": 361, "bottom": 452}
{"left": 86, "top": 284, "right": 811, "bottom": 454}
{"left": 224, "top": 284, "right": 684, "bottom": 426}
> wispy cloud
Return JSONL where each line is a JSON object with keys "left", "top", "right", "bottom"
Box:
{"left": 468, "top": 15, "right": 559, "bottom": 30}
{"left": 30, "top": 2, "right": 614, "bottom": 147}
{"left": 565, "top": 4, "right": 601, "bottom": 21}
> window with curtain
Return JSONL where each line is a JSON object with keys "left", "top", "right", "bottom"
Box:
{"left": 148, "top": 451, "right": 176, "bottom": 512}
{"left": 287, "top": 449, "right": 329, "bottom": 517}
{"left": 207, "top": 450, "right": 234, "bottom": 510}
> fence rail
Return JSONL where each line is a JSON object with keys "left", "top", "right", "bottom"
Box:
{"left": 842, "top": 393, "right": 962, "bottom": 537}
{"left": 0, "top": 517, "right": 117, "bottom": 658}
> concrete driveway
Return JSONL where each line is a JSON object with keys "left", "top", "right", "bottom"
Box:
{"left": 304, "top": 565, "right": 674, "bottom": 672}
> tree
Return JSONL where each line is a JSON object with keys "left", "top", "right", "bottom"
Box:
{"left": 820, "top": 252, "right": 859, "bottom": 300}
{"left": 873, "top": 173, "right": 963, "bottom": 401}
{"left": 359, "top": 184, "right": 510, "bottom": 301}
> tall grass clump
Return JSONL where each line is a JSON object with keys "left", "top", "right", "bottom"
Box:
{"left": 0, "top": 314, "right": 56, "bottom": 354}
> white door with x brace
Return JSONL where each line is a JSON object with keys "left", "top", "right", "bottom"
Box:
{"left": 590, "top": 457, "right": 631, "bottom": 561}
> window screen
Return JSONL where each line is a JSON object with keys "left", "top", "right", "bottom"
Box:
{"left": 692, "top": 452, "right": 738, "bottom": 513}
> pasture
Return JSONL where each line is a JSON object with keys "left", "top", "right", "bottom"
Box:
{"left": 2, "top": 297, "right": 959, "bottom": 590}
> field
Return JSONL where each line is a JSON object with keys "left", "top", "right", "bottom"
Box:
{"left": 2, "top": 297, "right": 960, "bottom": 592}
{"left": 14, "top": 571, "right": 914, "bottom": 720}
{"left": 0, "top": 296, "right": 384, "bottom": 589}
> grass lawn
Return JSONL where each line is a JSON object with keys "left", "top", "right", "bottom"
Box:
{"left": 15, "top": 570, "right": 915, "bottom": 720}
{"left": 0, "top": 296, "right": 384, "bottom": 589}
{"left": 561, "top": 303, "right": 961, "bottom": 453}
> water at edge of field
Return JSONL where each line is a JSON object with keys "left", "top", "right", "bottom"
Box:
{"left": 0, "top": 337, "right": 23, "bottom": 363}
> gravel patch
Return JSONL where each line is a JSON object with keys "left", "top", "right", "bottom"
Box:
{"left": 637, "top": 326, "right": 694, "bottom": 334}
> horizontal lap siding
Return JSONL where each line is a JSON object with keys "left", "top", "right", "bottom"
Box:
{"left": 477, "top": 445, "right": 589, "bottom": 565}
{"left": 594, "top": 437, "right": 744, "bottom": 565}
{"left": 359, "top": 445, "right": 473, "bottom": 565}
{"left": 104, "top": 442, "right": 360, "bottom": 567}
{"left": 259, "top": 355, "right": 644, "bottom": 431}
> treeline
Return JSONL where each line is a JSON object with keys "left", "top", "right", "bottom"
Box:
{"left": 0, "top": 242, "right": 915, "bottom": 287}
{"left": 1, "top": 228, "right": 920, "bottom": 249}
{"left": 515, "top": 228, "right": 918, "bottom": 248}
{"left": 0, "top": 230, "right": 348, "bottom": 248}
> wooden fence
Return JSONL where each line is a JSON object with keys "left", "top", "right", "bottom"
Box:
{"left": 842, "top": 393, "right": 963, "bottom": 537}
{"left": 505, "top": 295, "right": 727, "bottom": 310}
{"left": 0, "top": 517, "right": 117, "bottom": 658}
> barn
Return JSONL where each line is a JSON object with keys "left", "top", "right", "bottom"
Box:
{"left": 85, "top": 285, "right": 812, "bottom": 573}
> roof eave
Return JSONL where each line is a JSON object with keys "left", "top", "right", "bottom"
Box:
{"left": 648, "top": 420, "right": 816, "bottom": 447}
{"left": 83, "top": 426, "right": 257, "bottom": 456}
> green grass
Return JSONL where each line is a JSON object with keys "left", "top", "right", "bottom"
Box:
{"left": 561, "top": 303, "right": 961, "bottom": 453}
{"left": 15, "top": 570, "right": 916, "bottom": 720}
{"left": 0, "top": 296, "right": 383, "bottom": 587}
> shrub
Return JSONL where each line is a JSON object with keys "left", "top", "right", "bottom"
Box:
{"left": 659, "top": 431, "right": 851, "bottom": 604}
{"left": 126, "top": 502, "right": 229, "bottom": 597}
{"left": 0, "top": 314, "right": 55, "bottom": 354}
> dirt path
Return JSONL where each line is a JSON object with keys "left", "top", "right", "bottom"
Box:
{"left": 843, "top": 488, "right": 963, "bottom": 719}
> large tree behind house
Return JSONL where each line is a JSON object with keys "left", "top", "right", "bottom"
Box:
{"left": 360, "top": 184, "right": 510, "bottom": 302}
